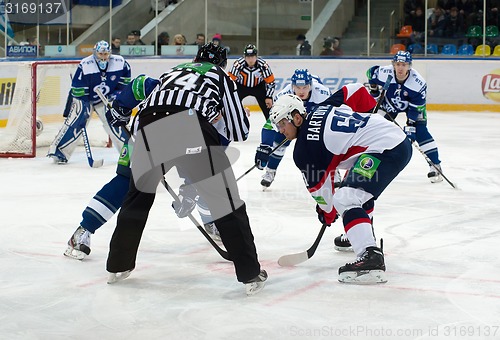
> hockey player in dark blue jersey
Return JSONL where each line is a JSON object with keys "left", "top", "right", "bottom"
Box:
{"left": 64, "top": 75, "right": 159, "bottom": 260}
{"left": 48, "top": 40, "right": 131, "bottom": 164}
{"left": 270, "top": 94, "right": 412, "bottom": 283}
{"left": 367, "top": 51, "right": 444, "bottom": 183}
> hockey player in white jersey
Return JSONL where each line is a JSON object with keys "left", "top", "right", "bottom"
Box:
{"left": 269, "top": 94, "right": 412, "bottom": 283}
{"left": 47, "top": 40, "right": 131, "bottom": 164}
{"left": 367, "top": 51, "right": 444, "bottom": 182}
{"left": 255, "top": 69, "right": 377, "bottom": 189}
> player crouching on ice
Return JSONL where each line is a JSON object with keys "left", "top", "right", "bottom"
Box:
{"left": 270, "top": 94, "right": 412, "bottom": 283}
{"left": 47, "top": 40, "right": 131, "bottom": 164}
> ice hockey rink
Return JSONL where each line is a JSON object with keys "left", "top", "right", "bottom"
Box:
{"left": 1, "top": 110, "right": 499, "bottom": 340}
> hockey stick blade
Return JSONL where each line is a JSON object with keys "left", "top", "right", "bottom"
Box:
{"left": 278, "top": 223, "right": 328, "bottom": 266}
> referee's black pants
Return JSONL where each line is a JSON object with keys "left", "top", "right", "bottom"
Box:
{"left": 106, "top": 112, "right": 261, "bottom": 283}
{"left": 236, "top": 82, "right": 270, "bottom": 120}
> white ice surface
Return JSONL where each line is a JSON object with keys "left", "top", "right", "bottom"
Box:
{"left": 1, "top": 111, "right": 499, "bottom": 340}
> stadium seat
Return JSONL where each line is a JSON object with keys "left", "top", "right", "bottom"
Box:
{"left": 426, "top": 44, "right": 438, "bottom": 54}
{"left": 396, "top": 25, "right": 413, "bottom": 38}
{"left": 458, "top": 44, "right": 474, "bottom": 55}
{"left": 465, "top": 25, "right": 482, "bottom": 38}
{"left": 390, "top": 43, "right": 406, "bottom": 54}
{"left": 492, "top": 45, "right": 500, "bottom": 56}
{"left": 441, "top": 44, "right": 457, "bottom": 55}
{"left": 474, "top": 44, "right": 491, "bottom": 56}
{"left": 486, "top": 25, "right": 499, "bottom": 38}
{"left": 407, "top": 43, "right": 424, "bottom": 54}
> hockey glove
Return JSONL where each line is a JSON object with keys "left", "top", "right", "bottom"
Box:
{"left": 172, "top": 184, "right": 199, "bottom": 218}
{"left": 105, "top": 101, "right": 131, "bottom": 127}
{"left": 255, "top": 143, "right": 272, "bottom": 170}
{"left": 369, "top": 84, "right": 381, "bottom": 99}
{"left": 403, "top": 124, "right": 416, "bottom": 142}
{"left": 316, "top": 204, "right": 338, "bottom": 226}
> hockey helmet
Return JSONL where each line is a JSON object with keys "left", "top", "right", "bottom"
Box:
{"left": 93, "top": 40, "right": 111, "bottom": 70}
{"left": 194, "top": 42, "right": 227, "bottom": 69}
{"left": 270, "top": 94, "right": 306, "bottom": 129}
{"left": 291, "top": 69, "right": 312, "bottom": 86}
{"left": 244, "top": 44, "right": 258, "bottom": 56}
{"left": 392, "top": 51, "right": 412, "bottom": 65}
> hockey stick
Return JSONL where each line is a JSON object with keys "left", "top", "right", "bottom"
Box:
{"left": 236, "top": 137, "right": 289, "bottom": 182}
{"left": 277, "top": 223, "right": 328, "bottom": 266}
{"left": 372, "top": 74, "right": 393, "bottom": 114}
{"left": 81, "top": 126, "right": 104, "bottom": 168}
{"left": 387, "top": 115, "right": 457, "bottom": 189}
{"left": 160, "top": 165, "right": 231, "bottom": 261}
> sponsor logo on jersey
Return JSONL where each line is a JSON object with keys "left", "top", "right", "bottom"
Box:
{"left": 482, "top": 70, "right": 500, "bottom": 102}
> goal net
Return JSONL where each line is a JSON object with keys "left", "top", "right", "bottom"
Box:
{"left": 0, "top": 60, "right": 109, "bottom": 158}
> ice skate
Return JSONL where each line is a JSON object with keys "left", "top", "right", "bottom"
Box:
{"left": 107, "top": 270, "right": 133, "bottom": 284}
{"left": 204, "top": 222, "right": 221, "bottom": 242}
{"left": 427, "top": 164, "right": 443, "bottom": 183}
{"left": 261, "top": 169, "right": 276, "bottom": 189}
{"left": 63, "top": 226, "right": 91, "bottom": 260}
{"left": 48, "top": 153, "right": 68, "bottom": 164}
{"left": 338, "top": 246, "right": 387, "bottom": 284}
{"left": 244, "top": 269, "right": 268, "bottom": 296}
{"left": 334, "top": 234, "right": 353, "bottom": 252}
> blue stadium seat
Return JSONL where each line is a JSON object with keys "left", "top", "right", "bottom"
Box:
{"left": 441, "top": 44, "right": 457, "bottom": 55}
{"left": 407, "top": 43, "right": 424, "bottom": 54}
{"left": 426, "top": 44, "right": 438, "bottom": 54}
{"left": 458, "top": 44, "right": 474, "bottom": 55}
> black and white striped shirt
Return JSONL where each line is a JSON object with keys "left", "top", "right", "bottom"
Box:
{"left": 228, "top": 57, "right": 276, "bottom": 98}
{"left": 138, "top": 61, "right": 249, "bottom": 142}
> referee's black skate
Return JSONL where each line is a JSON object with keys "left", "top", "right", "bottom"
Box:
{"left": 334, "top": 234, "right": 353, "bottom": 252}
{"left": 244, "top": 270, "right": 268, "bottom": 296}
{"left": 338, "top": 246, "right": 387, "bottom": 284}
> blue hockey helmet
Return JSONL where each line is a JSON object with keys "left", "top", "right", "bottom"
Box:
{"left": 392, "top": 51, "right": 412, "bottom": 65}
{"left": 93, "top": 40, "right": 111, "bottom": 70}
{"left": 291, "top": 69, "right": 312, "bottom": 86}
{"left": 194, "top": 42, "right": 227, "bottom": 69}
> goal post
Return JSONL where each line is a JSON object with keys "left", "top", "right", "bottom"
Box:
{"left": 0, "top": 60, "right": 109, "bottom": 158}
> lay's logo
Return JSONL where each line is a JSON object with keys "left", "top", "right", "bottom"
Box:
{"left": 482, "top": 70, "right": 500, "bottom": 102}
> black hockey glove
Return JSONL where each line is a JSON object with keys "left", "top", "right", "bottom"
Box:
{"left": 404, "top": 120, "right": 416, "bottom": 142}
{"left": 369, "top": 84, "right": 381, "bottom": 98}
{"left": 105, "top": 101, "right": 131, "bottom": 127}
{"left": 255, "top": 143, "right": 272, "bottom": 170}
{"left": 171, "top": 184, "right": 199, "bottom": 218}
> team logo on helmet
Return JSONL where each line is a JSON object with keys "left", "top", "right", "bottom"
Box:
{"left": 291, "top": 69, "right": 312, "bottom": 86}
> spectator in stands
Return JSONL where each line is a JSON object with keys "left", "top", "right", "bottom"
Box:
{"left": 125, "top": 32, "right": 137, "bottom": 45}
{"left": 153, "top": 31, "right": 170, "bottom": 55}
{"left": 296, "top": 34, "right": 311, "bottom": 56}
{"left": 331, "top": 37, "right": 344, "bottom": 56}
{"left": 173, "top": 34, "right": 186, "bottom": 45}
{"left": 191, "top": 33, "right": 205, "bottom": 49}
{"left": 131, "top": 30, "right": 146, "bottom": 45}
{"left": 212, "top": 33, "right": 230, "bottom": 54}
{"left": 428, "top": 6, "right": 447, "bottom": 37}
{"left": 320, "top": 38, "right": 335, "bottom": 56}
{"left": 404, "top": 0, "right": 424, "bottom": 25}
{"left": 111, "top": 37, "right": 121, "bottom": 54}
{"left": 408, "top": 6, "right": 426, "bottom": 43}
{"left": 444, "top": 6, "right": 466, "bottom": 38}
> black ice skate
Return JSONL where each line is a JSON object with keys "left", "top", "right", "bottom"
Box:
{"left": 338, "top": 246, "right": 387, "bottom": 284}
{"left": 334, "top": 234, "right": 353, "bottom": 252}
{"left": 244, "top": 270, "right": 268, "bottom": 296}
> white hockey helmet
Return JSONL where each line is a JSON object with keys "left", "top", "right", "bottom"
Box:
{"left": 93, "top": 40, "right": 111, "bottom": 70}
{"left": 269, "top": 94, "right": 306, "bottom": 129}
